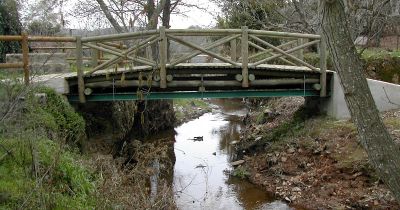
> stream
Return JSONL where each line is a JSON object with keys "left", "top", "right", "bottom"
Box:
{"left": 172, "top": 99, "right": 293, "bottom": 210}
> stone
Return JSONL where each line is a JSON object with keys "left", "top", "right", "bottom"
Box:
{"left": 284, "top": 197, "right": 291, "bottom": 202}
{"left": 292, "top": 187, "right": 301, "bottom": 192}
{"left": 231, "top": 160, "right": 245, "bottom": 166}
{"left": 230, "top": 141, "right": 238, "bottom": 145}
{"left": 287, "top": 148, "right": 296, "bottom": 154}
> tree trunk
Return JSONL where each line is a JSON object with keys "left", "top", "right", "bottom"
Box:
{"left": 162, "top": 0, "right": 171, "bottom": 28}
{"left": 96, "top": 0, "right": 125, "bottom": 33}
{"left": 162, "top": 0, "right": 171, "bottom": 60}
{"left": 319, "top": 0, "right": 400, "bottom": 201}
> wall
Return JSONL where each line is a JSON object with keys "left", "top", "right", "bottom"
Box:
{"left": 5, "top": 53, "right": 69, "bottom": 74}
{"left": 323, "top": 72, "right": 400, "bottom": 119}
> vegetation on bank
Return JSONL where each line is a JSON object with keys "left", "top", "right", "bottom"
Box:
{"left": 0, "top": 83, "right": 176, "bottom": 209}
{"left": 234, "top": 97, "right": 400, "bottom": 208}
{"left": 0, "top": 85, "right": 95, "bottom": 209}
{"left": 303, "top": 48, "right": 400, "bottom": 83}
{"left": 173, "top": 99, "right": 211, "bottom": 125}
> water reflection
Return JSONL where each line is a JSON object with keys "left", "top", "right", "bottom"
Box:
{"left": 173, "top": 99, "right": 291, "bottom": 210}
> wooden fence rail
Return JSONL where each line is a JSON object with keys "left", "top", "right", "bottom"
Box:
{"left": 0, "top": 27, "right": 327, "bottom": 102}
{"left": 0, "top": 34, "right": 76, "bottom": 85}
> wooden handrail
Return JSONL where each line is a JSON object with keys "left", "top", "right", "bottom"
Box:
{"left": 0, "top": 27, "right": 327, "bottom": 102}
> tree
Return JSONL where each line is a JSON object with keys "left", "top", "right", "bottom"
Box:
{"left": 215, "top": 0, "right": 286, "bottom": 30}
{"left": 0, "top": 0, "right": 22, "bottom": 63}
{"left": 319, "top": 0, "right": 400, "bottom": 201}
{"left": 27, "top": 20, "right": 61, "bottom": 36}
{"left": 73, "top": 0, "right": 199, "bottom": 31}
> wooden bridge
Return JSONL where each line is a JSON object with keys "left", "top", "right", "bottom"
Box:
{"left": 0, "top": 27, "right": 332, "bottom": 102}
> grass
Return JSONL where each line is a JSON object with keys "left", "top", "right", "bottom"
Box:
{"left": 173, "top": 99, "right": 211, "bottom": 123}
{"left": 0, "top": 137, "right": 97, "bottom": 209}
{"left": 0, "top": 83, "right": 97, "bottom": 209}
{"left": 0, "top": 81, "right": 177, "bottom": 209}
{"left": 360, "top": 48, "right": 400, "bottom": 60}
{"left": 173, "top": 98, "right": 210, "bottom": 109}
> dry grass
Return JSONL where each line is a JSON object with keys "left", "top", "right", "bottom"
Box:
{"left": 84, "top": 139, "right": 177, "bottom": 209}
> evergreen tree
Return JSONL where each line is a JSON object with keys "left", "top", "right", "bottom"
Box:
{"left": 0, "top": 0, "right": 22, "bottom": 62}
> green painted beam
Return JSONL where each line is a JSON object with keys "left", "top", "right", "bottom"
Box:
{"left": 67, "top": 90, "right": 322, "bottom": 102}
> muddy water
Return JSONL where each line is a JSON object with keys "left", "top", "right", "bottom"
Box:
{"left": 173, "top": 99, "right": 292, "bottom": 210}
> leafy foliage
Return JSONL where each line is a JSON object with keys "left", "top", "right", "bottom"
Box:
{"left": 27, "top": 20, "right": 61, "bottom": 36}
{"left": 216, "top": 0, "right": 286, "bottom": 30}
{"left": 0, "top": 84, "right": 96, "bottom": 209}
{"left": 0, "top": 0, "right": 22, "bottom": 62}
{"left": 21, "top": 87, "right": 86, "bottom": 144}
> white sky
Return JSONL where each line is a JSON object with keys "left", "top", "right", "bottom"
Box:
{"left": 23, "top": 0, "right": 220, "bottom": 30}
{"left": 169, "top": 0, "right": 220, "bottom": 29}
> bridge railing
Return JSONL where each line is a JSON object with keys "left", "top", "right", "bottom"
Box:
{"left": 77, "top": 27, "right": 326, "bottom": 97}
{"left": 0, "top": 27, "right": 327, "bottom": 103}
{"left": 0, "top": 33, "right": 76, "bottom": 85}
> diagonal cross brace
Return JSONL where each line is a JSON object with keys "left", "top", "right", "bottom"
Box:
{"left": 169, "top": 34, "right": 241, "bottom": 66}
{"left": 86, "top": 35, "right": 159, "bottom": 75}
{"left": 249, "top": 35, "right": 319, "bottom": 71}
{"left": 167, "top": 34, "right": 241, "bottom": 67}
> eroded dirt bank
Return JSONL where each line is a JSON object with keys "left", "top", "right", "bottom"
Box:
{"left": 75, "top": 100, "right": 175, "bottom": 153}
{"left": 235, "top": 97, "right": 400, "bottom": 209}
{"left": 71, "top": 100, "right": 177, "bottom": 209}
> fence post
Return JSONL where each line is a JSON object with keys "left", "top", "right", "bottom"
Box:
{"left": 297, "top": 38, "right": 304, "bottom": 61}
{"left": 91, "top": 46, "right": 99, "bottom": 67}
{"left": 76, "top": 36, "right": 86, "bottom": 103}
{"left": 21, "top": 32, "right": 29, "bottom": 85}
{"left": 319, "top": 36, "right": 327, "bottom": 97}
{"left": 230, "top": 38, "right": 237, "bottom": 62}
{"left": 241, "top": 26, "right": 249, "bottom": 88}
{"left": 159, "top": 26, "right": 167, "bottom": 89}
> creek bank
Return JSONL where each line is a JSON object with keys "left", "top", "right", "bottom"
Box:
{"left": 235, "top": 97, "right": 400, "bottom": 209}
{"left": 76, "top": 100, "right": 175, "bottom": 154}
{"left": 74, "top": 100, "right": 177, "bottom": 208}
{"left": 173, "top": 99, "right": 212, "bottom": 126}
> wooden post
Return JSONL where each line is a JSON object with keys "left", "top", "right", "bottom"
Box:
{"left": 297, "top": 38, "right": 304, "bottom": 61}
{"left": 21, "top": 32, "right": 29, "bottom": 85}
{"left": 230, "top": 38, "right": 237, "bottom": 62}
{"left": 159, "top": 26, "right": 167, "bottom": 89}
{"left": 319, "top": 36, "right": 327, "bottom": 97}
{"left": 76, "top": 36, "right": 86, "bottom": 103}
{"left": 241, "top": 26, "right": 249, "bottom": 88}
{"left": 91, "top": 45, "right": 99, "bottom": 67}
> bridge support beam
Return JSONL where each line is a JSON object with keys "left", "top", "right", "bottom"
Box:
{"left": 241, "top": 26, "right": 249, "bottom": 88}
{"left": 76, "top": 36, "right": 86, "bottom": 103}
{"left": 159, "top": 26, "right": 167, "bottom": 89}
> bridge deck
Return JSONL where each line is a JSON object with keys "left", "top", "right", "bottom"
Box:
{"left": 37, "top": 63, "right": 332, "bottom": 102}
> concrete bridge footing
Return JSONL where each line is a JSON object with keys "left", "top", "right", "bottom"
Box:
{"left": 321, "top": 72, "right": 400, "bottom": 119}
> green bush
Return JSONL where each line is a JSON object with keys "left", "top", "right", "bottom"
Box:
{"left": 26, "top": 87, "right": 86, "bottom": 143}
{"left": 232, "top": 166, "right": 250, "bottom": 179}
{"left": 0, "top": 84, "right": 96, "bottom": 209}
{"left": 0, "top": 137, "right": 97, "bottom": 209}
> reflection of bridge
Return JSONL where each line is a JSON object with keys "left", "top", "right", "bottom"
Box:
{"left": 0, "top": 27, "right": 331, "bottom": 103}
